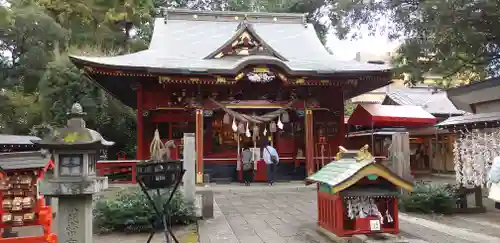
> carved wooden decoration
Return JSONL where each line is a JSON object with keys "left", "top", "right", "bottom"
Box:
{"left": 206, "top": 23, "right": 287, "bottom": 61}
{"left": 214, "top": 31, "right": 267, "bottom": 58}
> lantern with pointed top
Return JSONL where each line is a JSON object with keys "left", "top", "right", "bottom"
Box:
{"left": 32, "top": 102, "right": 112, "bottom": 194}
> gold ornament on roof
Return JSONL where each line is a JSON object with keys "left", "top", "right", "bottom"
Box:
{"left": 335, "top": 146, "right": 348, "bottom": 160}
{"left": 355, "top": 144, "right": 373, "bottom": 162}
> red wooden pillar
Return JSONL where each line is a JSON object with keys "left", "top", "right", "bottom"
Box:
{"left": 338, "top": 99, "right": 345, "bottom": 148}
{"left": 195, "top": 109, "right": 204, "bottom": 184}
{"left": 305, "top": 109, "right": 314, "bottom": 176}
{"left": 393, "top": 199, "right": 399, "bottom": 233}
{"left": 136, "top": 86, "right": 144, "bottom": 160}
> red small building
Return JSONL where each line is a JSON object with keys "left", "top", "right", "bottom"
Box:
{"left": 346, "top": 104, "right": 437, "bottom": 161}
{"left": 307, "top": 147, "right": 413, "bottom": 237}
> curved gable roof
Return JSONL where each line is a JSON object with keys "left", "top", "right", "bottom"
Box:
{"left": 70, "top": 10, "right": 391, "bottom": 75}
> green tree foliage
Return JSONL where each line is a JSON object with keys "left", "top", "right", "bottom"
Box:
{"left": 0, "top": 2, "right": 67, "bottom": 92}
{"left": 38, "top": 53, "right": 137, "bottom": 157}
{"left": 330, "top": 0, "right": 494, "bottom": 84}
{"left": 344, "top": 103, "right": 356, "bottom": 117}
{"left": 0, "top": 90, "right": 42, "bottom": 134}
{"left": 1, "top": 0, "right": 337, "bottom": 157}
{"left": 399, "top": 184, "right": 456, "bottom": 214}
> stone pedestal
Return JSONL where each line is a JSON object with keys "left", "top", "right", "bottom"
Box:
{"left": 183, "top": 133, "right": 196, "bottom": 203}
{"left": 57, "top": 196, "right": 93, "bottom": 243}
{"left": 41, "top": 177, "right": 108, "bottom": 243}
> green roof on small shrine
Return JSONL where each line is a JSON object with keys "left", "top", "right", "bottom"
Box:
{"left": 307, "top": 156, "right": 372, "bottom": 187}
{"left": 307, "top": 149, "right": 413, "bottom": 193}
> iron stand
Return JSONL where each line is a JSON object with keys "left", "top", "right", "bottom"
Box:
{"left": 137, "top": 169, "right": 185, "bottom": 243}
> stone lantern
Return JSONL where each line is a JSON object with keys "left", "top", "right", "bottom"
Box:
{"left": 32, "top": 102, "right": 113, "bottom": 243}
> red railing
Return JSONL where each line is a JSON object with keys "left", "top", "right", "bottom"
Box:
{"left": 96, "top": 160, "right": 139, "bottom": 184}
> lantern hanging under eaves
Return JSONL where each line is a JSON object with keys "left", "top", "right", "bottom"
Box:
{"left": 270, "top": 121, "right": 277, "bottom": 133}
{"left": 252, "top": 124, "right": 259, "bottom": 135}
{"left": 252, "top": 125, "right": 259, "bottom": 141}
{"left": 238, "top": 123, "right": 245, "bottom": 134}
{"left": 282, "top": 111, "right": 290, "bottom": 123}
{"left": 223, "top": 113, "right": 231, "bottom": 124}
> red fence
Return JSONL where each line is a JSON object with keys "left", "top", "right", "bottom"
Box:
{"left": 96, "top": 160, "right": 139, "bottom": 184}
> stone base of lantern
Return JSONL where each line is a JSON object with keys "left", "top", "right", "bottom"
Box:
{"left": 317, "top": 226, "right": 409, "bottom": 243}
{"left": 57, "top": 195, "right": 94, "bottom": 243}
{"left": 41, "top": 176, "right": 108, "bottom": 196}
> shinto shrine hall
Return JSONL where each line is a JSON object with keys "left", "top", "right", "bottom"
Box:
{"left": 69, "top": 9, "right": 392, "bottom": 183}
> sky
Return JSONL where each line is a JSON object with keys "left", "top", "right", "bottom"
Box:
{"left": 327, "top": 34, "right": 401, "bottom": 61}
{"left": 324, "top": 16, "right": 402, "bottom": 61}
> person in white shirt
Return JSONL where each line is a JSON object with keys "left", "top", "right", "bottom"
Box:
{"left": 262, "top": 140, "right": 279, "bottom": 185}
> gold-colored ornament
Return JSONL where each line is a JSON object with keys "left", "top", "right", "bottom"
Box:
{"left": 355, "top": 144, "right": 373, "bottom": 162}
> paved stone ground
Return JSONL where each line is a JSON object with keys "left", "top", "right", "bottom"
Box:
{"left": 198, "top": 182, "right": 500, "bottom": 243}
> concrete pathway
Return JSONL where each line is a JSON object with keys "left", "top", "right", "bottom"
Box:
{"left": 198, "top": 182, "right": 500, "bottom": 243}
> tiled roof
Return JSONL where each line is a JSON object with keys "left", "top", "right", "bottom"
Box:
{"left": 348, "top": 104, "right": 437, "bottom": 126}
{"left": 0, "top": 134, "right": 40, "bottom": 145}
{"left": 307, "top": 150, "right": 414, "bottom": 193}
{"left": 386, "top": 88, "right": 464, "bottom": 115}
{"left": 350, "top": 93, "right": 386, "bottom": 104}
{"left": 69, "top": 10, "right": 391, "bottom": 74}
{"left": 436, "top": 112, "right": 500, "bottom": 128}
{"left": 0, "top": 151, "right": 49, "bottom": 170}
{"left": 307, "top": 156, "right": 373, "bottom": 187}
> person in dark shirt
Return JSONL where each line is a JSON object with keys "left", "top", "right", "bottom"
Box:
{"left": 241, "top": 145, "right": 254, "bottom": 186}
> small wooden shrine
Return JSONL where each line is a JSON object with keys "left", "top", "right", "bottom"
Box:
{"left": 0, "top": 151, "right": 56, "bottom": 242}
{"left": 308, "top": 146, "right": 413, "bottom": 237}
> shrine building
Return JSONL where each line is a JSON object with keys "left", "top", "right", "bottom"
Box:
{"left": 69, "top": 9, "right": 392, "bottom": 183}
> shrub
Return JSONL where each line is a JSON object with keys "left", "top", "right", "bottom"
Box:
{"left": 93, "top": 188, "right": 196, "bottom": 234}
{"left": 399, "top": 183, "right": 456, "bottom": 214}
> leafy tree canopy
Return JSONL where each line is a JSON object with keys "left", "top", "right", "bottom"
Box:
{"left": 330, "top": 0, "right": 496, "bottom": 84}
{"left": 0, "top": 0, "right": 341, "bottom": 157}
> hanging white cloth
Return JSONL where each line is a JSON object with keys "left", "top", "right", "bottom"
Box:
{"left": 488, "top": 156, "right": 500, "bottom": 184}
{"left": 488, "top": 157, "right": 500, "bottom": 202}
